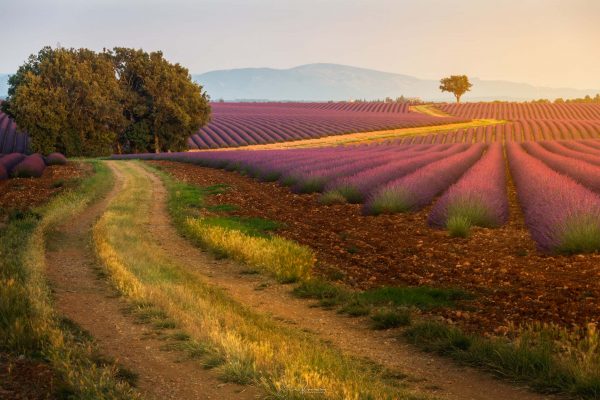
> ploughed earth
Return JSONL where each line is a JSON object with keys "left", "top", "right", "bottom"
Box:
{"left": 0, "top": 163, "right": 88, "bottom": 212}
{"left": 151, "top": 160, "right": 600, "bottom": 335}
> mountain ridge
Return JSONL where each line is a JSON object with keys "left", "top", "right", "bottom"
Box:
{"left": 192, "top": 63, "right": 599, "bottom": 102}
{"left": 1, "top": 64, "right": 597, "bottom": 102}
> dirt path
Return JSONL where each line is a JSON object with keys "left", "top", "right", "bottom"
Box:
{"left": 410, "top": 104, "right": 454, "bottom": 117}
{"left": 44, "top": 163, "right": 260, "bottom": 400}
{"left": 127, "top": 161, "right": 554, "bottom": 400}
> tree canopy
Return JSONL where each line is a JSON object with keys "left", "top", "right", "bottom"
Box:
{"left": 439, "top": 75, "right": 472, "bottom": 103}
{"left": 1, "top": 46, "right": 211, "bottom": 156}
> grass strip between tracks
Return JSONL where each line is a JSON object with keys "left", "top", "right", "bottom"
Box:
{"left": 93, "top": 160, "right": 428, "bottom": 400}
{"left": 0, "top": 161, "right": 139, "bottom": 399}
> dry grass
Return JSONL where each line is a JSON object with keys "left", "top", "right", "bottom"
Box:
{"left": 409, "top": 104, "right": 453, "bottom": 117}
{"left": 0, "top": 161, "right": 139, "bottom": 399}
{"left": 93, "top": 161, "right": 427, "bottom": 400}
{"left": 185, "top": 219, "right": 313, "bottom": 282}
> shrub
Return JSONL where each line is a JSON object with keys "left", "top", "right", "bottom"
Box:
{"left": 12, "top": 154, "right": 47, "bottom": 178}
{"left": 0, "top": 153, "right": 25, "bottom": 174}
{"left": 46, "top": 152, "right": 68, "bottom": 165}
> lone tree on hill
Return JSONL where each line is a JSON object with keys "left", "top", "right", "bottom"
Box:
{"left": 1, "top": 46, "right": 211, "bottom": 156}
{"left": 439, "top": 75, "right": 472, "bottom": 103}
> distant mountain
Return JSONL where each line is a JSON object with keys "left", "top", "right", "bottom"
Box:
{"left": 193, "top": 63, "right": 599, "bottom": 102}
{"left": 2, "top": 64, "right": 597, "bottom": 102}
{"left": 0, "top": 74, "right": 9, "bottom": 100}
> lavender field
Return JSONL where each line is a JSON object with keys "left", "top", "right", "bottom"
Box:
{"left": 114, "top": 138, "right": 600, "bottom": 253}
{"left": 187, "top": 102, "right": 466, "bottom": 149}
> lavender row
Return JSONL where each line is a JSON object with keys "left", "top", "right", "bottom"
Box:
{"left": 428, "top": 143, "right": 508, "bottom": 233}
{"left": 522, "top": 142, "right": 600, "bottom": 193}
{"left": 507, "top": 142, "right": 600, "bottom": 253}
{"left": 322, "top": 144, "right": 466, "bottom": 203}
{"left": 365, "top": 144, "right": 486, "bottom": 215}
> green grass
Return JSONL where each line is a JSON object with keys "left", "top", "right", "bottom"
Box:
{"left": 556, "top": 214, "right": 600, "bottom": 254}
{"left": 293, "top": 279, "right": 351, "bottom": 307}
{"left": 293, "top": 280, "right": 470, "bottom": 326}
{"left": 94, "top": 161, "right": 428, "bottom": 400}
{"left": 144, "top": 163, "right": 314, "bottom": 283}
{"left": 444, "top": 198, "right": 499, "bottom": 238}
{"left": 447, "top": 215, "right": 471, "bottom": 238}
{"left": 370, "top": 309, "right": 412, "bottom": 330}
{"left": 333, "top": 186, "right": 364, "bottom": 204}
{"left": 294, "top": 176, "right": 326, "bottom": 193}
{"left": 318, "top": 191, "right": 348, "bottom": 205}
{"left": 405, "top": 321, "right": 600, "bottom": 398}
{"left": 157, "top": 168, "right": 276, "bottom": 237}
{"left": 202, "top": 216, "right": 280, "bottom": 237}
{"left": 367, "top": 188, "right": 415, "bottom": 215}
{"left": 0, "top": 161, "right": 139, "bottom": 399}
{"left": 356, "top": 286, "right": 470, "bottom": 309}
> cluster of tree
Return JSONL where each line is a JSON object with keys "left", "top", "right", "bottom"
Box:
{"left": 346, "top": 96, "right": 423, "bottom": 104}
{"left": 554, "top": 94, "right": 600, "bottom": 104}
{"left": 1, "top": 47, "right": 210, "bottom": 156}
{"left": 490, "top": 95, "right": 600, "bottom": 105}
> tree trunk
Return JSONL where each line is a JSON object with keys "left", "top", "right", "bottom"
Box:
{"left": 455, "top": 94, "right": 461, "bottom": 103}
{"left": 154, "top": 134, "right": 160, "bottom": 154}
{"left": 117, "top": 142, "right": 122, "bottom": 155}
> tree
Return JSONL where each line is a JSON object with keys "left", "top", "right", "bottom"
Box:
{"left": 111, "top": 48, "right": 211, "bottom": 153}
{"left": 3, "top": 46, "right": 211, "bottom": 156}
{"left": 439, "top": 75, "right": 472, "bottom": 103}
{"left": 3, "top": 47, "right": 125, "bottom": 156}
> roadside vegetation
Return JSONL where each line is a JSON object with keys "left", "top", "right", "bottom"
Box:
{"left": 0, "top": 162, "right": 139, "bottom": 398}
{"left": 93, "top": 161, "right": 427, "bottom": 399}
{"left": 406, "top": 321, "right": 600, "bottom": 398}
{"left": 146, "top": 163, "right": 314, "bottom": 282}
{"left": 293, "top": 279, "right": 470, "bottom": 330}
{"left": 293, "top": 278, "right": 600, "bottom": 398}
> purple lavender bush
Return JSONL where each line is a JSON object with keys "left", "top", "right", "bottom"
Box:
{"left": 12, "top": 154, "right": 47, "bottom": 178}
{"left": 365, "top": 144, "right": 486, "bottom": 215}
{"left": 0, "top": 153, "right": 26, "bottom": 174}
{"left": 507, "top": 142, "right": 600, "bottom": 253}
{"left": 523, "top": 141, "right": 600, "bottom": 193}
{"left": 428, "top": 143, "right": 508, "bottom": 236}
{"left": 322, "top": 144, "right": 468, "bottom": 203}
{"left": 45, "top": 152, "right": 68, "bottom": 165}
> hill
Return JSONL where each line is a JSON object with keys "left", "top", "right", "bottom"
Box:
{"left": 0, "top": 74, "right": 9, "bottom": 99}
{"left": 3, "top": 66, "right": 597, "bottom": 102}
{"left": 193, "top": 63, "right": 598, "bottom": 102}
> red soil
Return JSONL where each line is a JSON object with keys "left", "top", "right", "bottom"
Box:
{"left": 0, "top": 353, "right": 60, "bottom": 400}
{"left": 151, "top": 160, "right": 600, "bottom": 335}
{"left": 0, "top": 163, "right": 87, "bottom": 212}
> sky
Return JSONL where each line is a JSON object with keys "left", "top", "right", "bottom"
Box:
{"left": 1, "top": 0, "right": 599, "bottom": 89}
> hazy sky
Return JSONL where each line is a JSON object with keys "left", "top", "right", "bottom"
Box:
{"left": 1, "top": 0, "right": 598, "bottom": 89}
